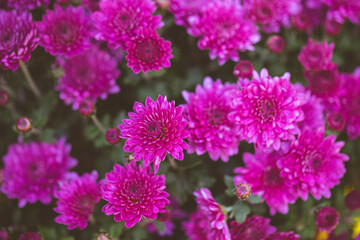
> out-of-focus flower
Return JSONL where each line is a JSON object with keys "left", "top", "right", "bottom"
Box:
{"left": 345, "top": 190, "right": 360, "bottom": 211}
{"left": 54, "top": 171, "right": 102, "bottom": 230}
{"left": 277, "top": 128, "right": 349, "bottom": 201}
{"left": 230, "top": 216, "right": 276, "bottom": 240}
{"left": 327, "top": 111, "right": 346, "bottom": 131}
{"left": 0, "top": 90, "right": 8, "bottom": 106}
{"left": 264, "top": 232, "right": 301, "bottom": 239}
{"left": 125, "top": 28, "right": 173, "bottom": 74}
{"left": 324, "top": 18, "right": 342, "bottom": 36}
{"left": 93, "top": 0, "right": 163, "bottom": 49}
{"left": 101, "top": 162, "right": 170, "bottom": 228}
{"left": 169, "top": 0, "right": 211, "bottom": 28}
{"left": 234, "top": 183, "right": 252, "bottom": 200}
{"left": 234, "top": 148, "right": 298, "bottom": 215}
{"left": 7, "top": 0, "right": 49, "bottom": 9}
{"left": 1, "top": 138, "right": 77, "bottom": 207}
{"left": 119, "top": 95, "right": 189, "bottom": 171}
{"left": 78, "top": 100, "right": 95, "bottom": 116}
{"left": 55, "top": 47, "right": 120, "bottom": 110}
{"left": 315, "top": 206, "right": 340, "bottom": 233}
{"left": 298, "top": 39, "right": 335, "bottom": 71}
{"left": 82, "top": 0, "right": 100, "bottom": 12}
{"left": 19, "top": 232, "right": 42, "bottom": 240}
{"left": 228, "top": 69, "right": 303, "bottom": 150}
{"left": 192, "top": 0, "right": 260, "bottom": 65}
{"left": 0, "top": 10, "right": 38, "bottom": 71}
{"left": 183, "top": 188, "right": 231, "bottom": 240}
{"left": 37, "top": 5, "right": 92, "bottom": 57}
{"left": 182, "top": 77, "right": 241, "bottom": 162}
{"left": 267, "top": 35, "right": 285, "bottom": 53}
{"left": 322, "top": 0, "right": 360, "bottom": 24}
{"left": 234, "top": 61, "right": 254, "bottom": 79}
{"left": 0, "top": 231, "right": 7, "bottom": 240}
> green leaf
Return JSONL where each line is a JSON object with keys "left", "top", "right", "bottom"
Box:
{"left": 224, "top": 175, "right": 234, "bottom": 188}
{"left": 232, "top": 200, "right": 250, "bottom": 224}
{"left": 109, "top": 222, "right": 123, "bottom": 238}
{"left": 154, "top": 220, "right": 165, "bottom": 233}
{"left": 246, "top": 195, "right": 263, "bottom": 204}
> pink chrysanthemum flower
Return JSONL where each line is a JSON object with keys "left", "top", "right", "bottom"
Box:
{"left": 315, "top": 206, "right": 340, "bottom": 233}
{"left": 101, "top": 162, "right": 170, "bottom": 228}
{"left": 298, "top": 39, "right": 335, "bottom": 71}
{"left": 118, "top": 95, "right": 189, "bottom": 171}
{"left": 54, "top": 171, "right": 102, "bottom": 230}
{"left": 7, "top": 0, "right": 48, "bottom": 9}
{"left": 324, "top": 18, "right": 342, "bottom": 36}
{"left": 125, "top": 28, "right": 173, "bottom": 74}
{"left": 230, "top": 216, "right": 276, "bottom": 240}
{"left": 169, "top": 0, "right": 211, "bottom": 28}
{"left": 192, "top": 0, "right": 260, "bottom": 65}
{"left": 234, "top": 61, "right": 254, "bottom": 79}
{"left": 37, "top": 5, "right": 92, "bottom": 57}
{"left": 19, "top": 232, "right": 42, "bottom": 240}
{"left": 322, "top": 0, "right": 360, "bottom": 24}
{"left": 228, "top": 69, "right": 304, "bottom": 150}
{"left": 93, "top": 0, "right": 163, "bottom": 49}
{"left": 277, "top": 128, "right": 349, "bottom": 201}
{"left": 55, "top": 47, "right": 120, "bottom": 110}
{"left": 183, "top": 188, "right": 231, "bottom": 240}
{"left": 264, "top": 232, "right": 301, "bottom": 240}
{"left": 0, "top": 10, "right": 38, "bottom": 71}
{"left": 234, "top": 148, "right": 298, "bottom": 215}
{"left": 182, "top": 77, "right": 241, "bottom": 162}
{"left": 338, "top": 67, "right": 360, "bottom": 139}
{"left": 1, "top": 138, "right": 77, "bottom": 208}
{"left": 294, "top": 83, "right": 325, "bottom": 131}
{"left": 244, "top": 0, "right": 302, "bottom": 33}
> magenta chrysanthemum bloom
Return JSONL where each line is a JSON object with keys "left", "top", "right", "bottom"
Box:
{"left": 37, "top": 5, "right": 92, "bottom": 57}
{"left": 264, "top": 232, "right": 301, "bottom": 240}
{"left": 294, "top": 83, "right": 325, "bottom": 131}
{"left": 7, "top": 0, "right": 48, "bottom": 9}
{"left": 267, "top": 35, "right": 285, "bottom": 53}
{"left": 93, "top": 0, "right": 163, "bottom": 49}
{"left": 315, "top": 206, "right": 340, "bottom": 233}
{"left": 19, "top": 232, "right": 42, "bottom": 240}
{"left": 228, "top": 69, "right": 303, "bottom": 150}
{"left": 54, "top": 171, "right": 102, "bottom": 230}
{"left": 234, "top": 148, "right": 298, "bottom": 215}
{"left": 1, "top": 138, "right": 77, "bottom": 208}
{"left": 118, "top": 95, "right": 189, "bottom": 171}
{"left": 125, "top": 28, "right": 173, "bottom": 74}
{"left": 322, "top": 0, "right": 360, "bottom": 24}
{"left": 183, "top": 188, "right": 231, "bottom": 240}
{"left": 169, "top": 0, "right": 211, "bottom": 28}
{"left": 230, "top": 216, "right": 276, "bottom": 240}
{"left": 324, "top": 18, "right": 342, "bottom": 36}
{"left": 234, "top": 61, "right": 254, "bottom": 79}
{"left": 0, "top": 10, "right": 38, "bottom": 71}
{"left": 298, "top": 39, "right": 335, "bottom": 71}
{"left": 277, "top": 128, "right": 349, "bottom": 201}
{"left": 192, "top": 0, "right": 260, "bottom": 65}
{"left": 101, "top": 162, "right": 170, "bottom": 228}
{"left": 244, "top": 0, "right": 302, "bottom": 33}
{"left": 182, "top": 77, "right": 241, "bottom": 162}
{"left": 55, "top": 47, "right": 120, "bottom": 110}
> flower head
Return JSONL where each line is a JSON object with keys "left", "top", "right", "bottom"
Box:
{"left": 234, "top": 148, "right": 298, "bottom": 215}
{"left": 264, "top": 232, "right": 301, "bottom": 240}
{"left": 118, "top": 95, "right": 189, "bottom": 171}
{"left": 193, "top": 0, "right": 260, "bottom": 65}
{"left": 230, "top": 216, "right": 276, "bottom": 240}
{"left": 16, "top": 117, "right": 32, "bottom": 133}
{"left": 106, "top": 128, "right": 121, "bottom": 144}
{"left": 7, "top": 0, "right": 49, "bottom": 9}
{"left": 322, "top": 0, "right": 360, "bottom": 24}
{"left": 183, "top": 188, "right": 231, "bottom": 240}
{"left": 19, "top": 232, "right": 42, "bottom": 240}
{"left": 298, "top": 39, "right": 335, "bottom": 71}
{"left": 54, "top": 171, "right": 102, "bottom": 230}
{"left": 182, "top": 77, "right": 241, "bottom": 162}
{"left": 277, "top": 128, "right": 349, "bottom": 201}
{"left": 267, "top": 35, "right": 285, "bottom": 53}
{"left": 316, "top": 206, "right": 340, "bottom": 233}
{"left": 169, "top": 0, "right": 211, "bottom": 28}
{"left": 125, "top": 28, "right": 173, "bottom": 74}
{"left": 78, "top": 100, "right": 95, "bottom": 116}
{"left": 1, "top": 138, "right": 77, "bottom": 207}
{"left": 234, "top": 61, "right": 254, "bottom": 79}
{"left": 55, "top": 47, "right": 120, "bottom": 109}
{"left": 37, "top": 5, "right": 92, "bottom": 57}
{"left": 93, "top": 0, "right": 163, "bottom": 49}
{"left": 324, "top": 18, "right": 342, "bottom": 36}
{"left": 228, "top": 69, "right": 303, "bottom": 150}
{"left": 101, "top": 162, "right": 170, "bottom": 228}
{"left": 0, "top": 10, "right": 38, "bottom": 71}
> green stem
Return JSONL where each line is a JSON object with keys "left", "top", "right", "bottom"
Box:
{"left": 19, "top": 61, "right": 41, "bottom": 98}
{"left": 91, "top": 115, "right": 106, "bottom": 134}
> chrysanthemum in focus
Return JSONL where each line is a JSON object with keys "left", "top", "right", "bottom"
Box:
{"left": 298, "top": 39, "right": 335, "bottom": 71}
{"left": 183, "top": 188, "right": 231, "bottom": 240}
{"left": 37, "top": 5, "right": 92, "bottom": 57}
{"left": 125, "top": 28, "right": 173, "bottom": 74}
{"left": 1, "top": 138, "right": 77, "bottom": 207}
{"left": 234, "top": 148, "right": 298, "bottom": 215}
{"left": 101, "top": 162, "right": 170, "bottom": 228}
{"left": 54, "top": 171, "right": 102, "bottom": 230}
{"left": 0, "top": 10, "right": 38, "bottom": 71}
{"left": 118, "top": 95, "right": 189, "bottom": 171}
{"left": 55, "top": 47, "right": 120, "bottom": 110}
{"left": 316, "top": 206, "right": 340, "bottom": 233}
{"left": 277, "top": 128, "right": 349, "bottom": 201}
{"left": 228, "top": 69, "right": 303, "bottom": 150}
{"left": 193, "top": 0, "right": 260, "bottom": 65}
{"left": 7, "top": 0, "right": 49, "bottom": 9}
{"left": 182, "top": 77, "right": 241, "bottom": 162}
{"left": 230, "top": 216, "right": 276, "bottom": 240}
{"left": 93, "top": 0, "right": 163, "bottom": 49}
